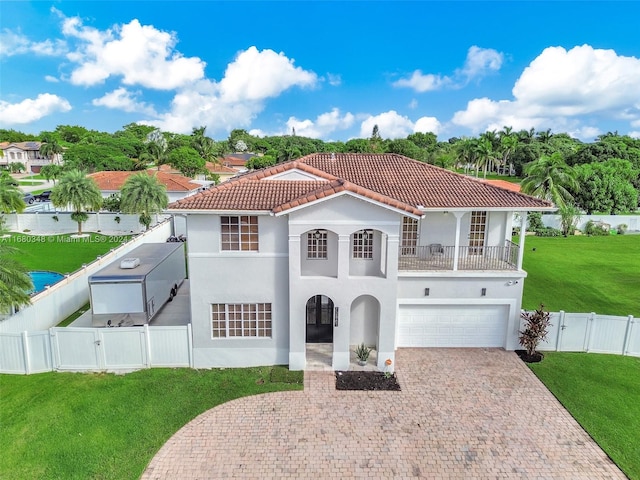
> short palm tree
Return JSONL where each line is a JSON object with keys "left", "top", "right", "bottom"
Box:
{"left": 521, "top": 152, "right": 579, "bottom": 208}
{"left": 120, "top": 173, "right": 168, "bottom": 230}
{"left": 0, "top": 241, "right": 33, "bottom": 313}
{"left": 51, "top": 170, "right": 103, "bottom": 235}
{"left": 0, "top": 171, "right": 25, "bottom": 232}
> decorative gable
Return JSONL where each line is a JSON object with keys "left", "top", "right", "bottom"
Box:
{"left": 262, "top": 169, "right": 329, "bottom": 182}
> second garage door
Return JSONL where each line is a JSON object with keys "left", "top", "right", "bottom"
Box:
{"left": 397, "top": 304, "right": 508, "bottom": 348}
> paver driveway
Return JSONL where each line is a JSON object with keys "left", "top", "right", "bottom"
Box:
{"left": 142, "top": 349, "right": 625, "bottom": 479}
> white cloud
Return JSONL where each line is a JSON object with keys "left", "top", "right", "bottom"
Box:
{"left": 92, "top": 88, "right": 156, "bottom": 116}
{"left": 218, "top": 46, "right": 317, "bottom": 102}
{"left": 61, "top": 15, "right": 206, "bottom": 89}
{"left": 326, "top": 73, "right": 342, "bottom": 86}
{"left": 44, "top": 75, "right": 59, "bottom": 83}
{"left": 458, "top": 46, "right": 503, "bottom": 80}
{"left": 392, "top": 70, "right": 450, "bottom": 92}
{"left": 0, "top": 94, "right": 71, "bottom": 125}
{"left": 629, "top": 131, "right": 640, "bottom": 139}
{"left": 414, "top": 116, "right": 441, "bottom": 134}
{"left": 408, "top": 99, "right": 418, "bottom": 109}
{"left": 452, "top": 45, "right": 640, "bottom": 138}
{"left": 359, "top": 111, "right": 416, "bottom": 138}
{"left": 286, "top": 108, "right": 355, "bottom": 138}
{"left": 393, "top": 46, "right": 504, "bottom": 92}
{"left": 0, "top": 29, "right": 67, "bottom": 58}
{"left": 567, "top": 125, "right": 601, "bottom": 141}
{"left": 145, "top": 47, "right": 318, "bottom": 134}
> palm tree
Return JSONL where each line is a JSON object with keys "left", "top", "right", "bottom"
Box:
{"left": 520, "top": 152, "right": 579, "bottom": 208}
{"left": 51, "top": 170, "right": 102, "bottom": 236}
{"left": 191, "top": 126, "right": 220, "bottom": 166}
{"left": 454, "top": 137, "right": 478, "bottom": 174}
{"left": 39, "top": 138, "right": 64, "bottom": 164}
{"left": 0, "top": 242, "right": 33, "bottom": 313}
{"left": 475, "top": 137, "right": 495, "bottom": 178}
{"left": 499, "top": 135, "right": 519, "bottom": 176}
{"left": 143, "top": 129, "right": 169, "bottom": 171}
{"left": 0, "top": 171, "right": 25, "bottom": 232}
{"left": 120, "top": 173, "right": 168, "bottom": 230}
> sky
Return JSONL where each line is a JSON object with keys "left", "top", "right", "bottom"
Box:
{"left": 1, "top": 1, "right": 640, "bottom": 142}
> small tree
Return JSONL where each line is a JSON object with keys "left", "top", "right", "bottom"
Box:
{"left": 120, "top": 173, "right": 168, "bottom": 230}
{"left": 51, "top": 170, "right": 103, "bottom": 235}
{"left": 558, "top": 204, "right": 581, "bottom": 236}
{"left": 519, "top": 304, "right": 552, "bottom": 358}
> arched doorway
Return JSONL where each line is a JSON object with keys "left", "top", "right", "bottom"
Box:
{"left": 306, "top": 295, "right": 334, "bottom": 343}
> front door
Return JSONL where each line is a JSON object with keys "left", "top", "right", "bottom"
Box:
{"left": 306, "top": 295, "right": 334, "bottom": 343}
{"left": 469, "top": 211, "right": 487, "bottom": 255}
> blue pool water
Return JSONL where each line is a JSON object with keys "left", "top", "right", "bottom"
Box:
{"left": 29, "top": 271, "right": 64, "bottom": 294}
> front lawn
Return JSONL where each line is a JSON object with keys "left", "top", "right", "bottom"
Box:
{"left": 3, "top": 233, "right": 131, "bottom": 274}
{"left": 0, "top": 367, "right": 303, "bottom": 479}
{"left": 522, "top": 235, "right": 640, "bottom": 316}
{"left": 529, "top": 353, "right": 640, "bottom": 479}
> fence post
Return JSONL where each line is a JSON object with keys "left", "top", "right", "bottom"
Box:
{"left": 585, "top": 312, "right": 596, "bottom": 352}
{"left": 555, "top": 311, "right": 565, "bottom": 351}
{"left": 49, "top": 327, "right": 58, "bottom": 371}
{"left": 187, "top": 323, "right": 194, "bottom": 368}
{"left": 622, "top": 315, "right": 634, "bottom": 356}
{"left": 21, "top": 331, "right": 31, "bottom": 375}
{"left": 144, "top": 324, "right": 152, "bottom": 368}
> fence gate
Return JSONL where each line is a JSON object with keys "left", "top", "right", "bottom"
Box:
{"left": 556, "top": 313, "right": 591, "bottom": 352}
{"left": 51, "top": 328, "right": 103, "bottom": 370}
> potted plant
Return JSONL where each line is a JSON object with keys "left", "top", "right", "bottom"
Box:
{"left": 355, "top": 343, "right": 371, "bottom": 366}
{"left": 518, "top": 304, "right": 552, "bottom": 363}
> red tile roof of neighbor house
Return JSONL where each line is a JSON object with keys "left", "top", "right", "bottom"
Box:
{"left": 89, "top": 170, "right": 202, "bottom": 192}
{"left": 169, "top": 153, "right": 553, "bottom": 213}
{"left": 481, "top": 179, "right": 522, "bottom": 192}
{"left": 205, "top": 162, "right": 238, "bottom": 174}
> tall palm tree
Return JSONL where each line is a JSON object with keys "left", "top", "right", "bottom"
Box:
{"left": 454, "top": 137, "right": 478, "bottom": 174}
{"left": 143, "top": 129, "right": 169, "bottom": 171}
{"left": 499, "top": 135, "right": 519, "bottom": 176}
{"left": 51, "top": 170, "right": 103, "bottom": 235}
{"left": 39, "top": 139, "right": 64, "bottom": 164}
{"left": 520, "top": 152, "right": 579, "bottom": 208}
{"left": 475, "top": 137, "right": 495, "bottom": 178}
{"left": 120, "top": 173, "right": 168, "bottom": 230}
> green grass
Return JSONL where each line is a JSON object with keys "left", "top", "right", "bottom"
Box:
{"left": 0, "top": 367, "right": 303, "bottom": 479}
{"left": 4, "top": 233, "right": 131, "bottom": 274}
{"left": 57, "top": 302, "right": 90, "bottom": 327}
{"left": 522, "top": 235, "right": 640, "bottom": 317}
{"left": 529, "top": 353, "right": 640, "bottom": 479}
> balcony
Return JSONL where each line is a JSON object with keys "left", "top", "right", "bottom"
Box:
{"left": 398, "top": 240, "right": 519, "bottom": 271}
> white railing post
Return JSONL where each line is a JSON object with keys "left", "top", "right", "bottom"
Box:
{"left": 622, "top": 315, "right": 634, "bottom": 356}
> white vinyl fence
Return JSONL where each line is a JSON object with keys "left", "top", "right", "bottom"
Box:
{"left": 0, "top": 324, "right": 192, "bottom": 374}
{"left": 531, "top": 311, "right": 639, "bottom": 357}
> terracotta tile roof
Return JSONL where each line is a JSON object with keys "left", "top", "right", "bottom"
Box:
{"left": 169, "top": 153, "right": 553, "bottom": 213}
{"left": 88, "top": 171, "right": 201, "bottom": 192}
{"left": 205, "top": 162, "right": 237, "bottom": 174}
{"left": 222, "top": 156, "right": 248, "bottom": 167}
{"left": 481, "top": 179, "right": 522, "bottom": 193}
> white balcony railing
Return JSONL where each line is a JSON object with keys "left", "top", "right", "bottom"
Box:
{"left": 399, "top": 240, "right": 519, "bottom": 271}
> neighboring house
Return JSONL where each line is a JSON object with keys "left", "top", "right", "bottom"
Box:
{"left": 221, "top": 154, "right": 257, "bottom": 172}
{"left": 0, "top": 142, "right": 62, "bottom": 173}
{"left": 169, "top": 153, "right": 553, "bottom": 371}
{"left": 88, "top": 170, "right": 208, "bottom": 203}
{"left": 201, "top": 162, "right": 239, "bottom": 183}
{"left": 482, "top": 178, "right": 521, "bottom": 193}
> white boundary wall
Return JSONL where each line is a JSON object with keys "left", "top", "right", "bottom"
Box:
{"left": 541, "top": 214, "right": 640, "bottom": 232}
{"left": 3, "top": 212, "right": 172, "bottom": 235}
{"left": 0, "top": 220, "right": 173, "bottom": 333}
{"left": 524, "top": 311, "right": 639, "bottom": 357}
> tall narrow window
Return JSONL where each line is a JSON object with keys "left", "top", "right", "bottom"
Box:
{"left": 221, "top": 216, "right": 259, "bottom": 251}
{"left": 352, "top": 229, "right": 373, "bottom": 259}
{"left": 307, "top": 230, "right": 328, "bottom": 259}
{"left": 400, "top": 217, "right": 419, "bottom": 256}
{"left": 469, "top": 211, "right": 487, "bottom": 255}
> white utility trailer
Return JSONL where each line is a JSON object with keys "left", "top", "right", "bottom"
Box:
{"left": 89, "top": 242, "right": 186, "bottom": 327}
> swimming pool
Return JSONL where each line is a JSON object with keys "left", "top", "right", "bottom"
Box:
{"left": 29, "top": 271, "right": 64, "bottom": 294}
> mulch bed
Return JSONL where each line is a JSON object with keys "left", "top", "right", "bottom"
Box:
{"left": 335, "top": 371, "right": 401, "bottom": 391}
{"left": 515, "top": 349, "right": 544, "bottom": 363}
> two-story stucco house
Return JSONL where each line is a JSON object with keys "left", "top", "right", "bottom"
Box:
{"left": 169, "top": 153, "right": 553, "bottom": 371}
{"left": 0, "top": 141, "right": 62, "bottom": 173}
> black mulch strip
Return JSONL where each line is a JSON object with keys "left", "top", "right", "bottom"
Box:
{"left": 515, "top": 349, "right": 544, "bottom": 363}
{"left": 335, "top": 371, "right": 401, "bottom": 391}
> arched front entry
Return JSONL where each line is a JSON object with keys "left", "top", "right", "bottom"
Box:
{"left": 306, "top": 295, "right": 334, "bottom": 343}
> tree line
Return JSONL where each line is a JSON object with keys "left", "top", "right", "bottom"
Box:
{"left": 1, "top": 124, "right": 639, "bottom": 215}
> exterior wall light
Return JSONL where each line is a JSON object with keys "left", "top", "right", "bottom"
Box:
{"left": 481, "top": 288, "right": 487, "bottom": 296}
{"left": 424, "top": 288, "right": 430, "bottom": 296}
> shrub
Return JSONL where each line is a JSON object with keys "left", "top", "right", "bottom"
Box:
{"left": 527, "top": 212, "right": 544, "bottom": 232}
{"left": 519, "top": 304, "right": 552, "bottom": 357}
{"left": 617, "top": 224, "right": 628, "bottom": 235}
{"left": 584, "top": 220, "right": 609, "bottom": 236}
{"left": 535, "top": 227, "right": 562, "bottom": 237}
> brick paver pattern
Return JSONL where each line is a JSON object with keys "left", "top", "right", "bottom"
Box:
{"left": 142, "top": 349, "right": 625, "bottom": 479}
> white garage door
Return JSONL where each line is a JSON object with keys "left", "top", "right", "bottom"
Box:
{"left": 397, "top": 305, "right": 508, "bottom": 347}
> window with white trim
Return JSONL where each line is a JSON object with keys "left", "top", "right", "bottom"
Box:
{"left": 221, "top": 216, "right": 258, "bottom": 251}
{"left": 400, "top": 217, "right": 419, "bottom": 256}
{"left": 307, "top": 230, "right": 327, "bottom": 259}
{"left": 211, "top": 303, "right": 272, "bottom": 338}
{"left": 352, "top": 229, "right": 373, "bottom": 259}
